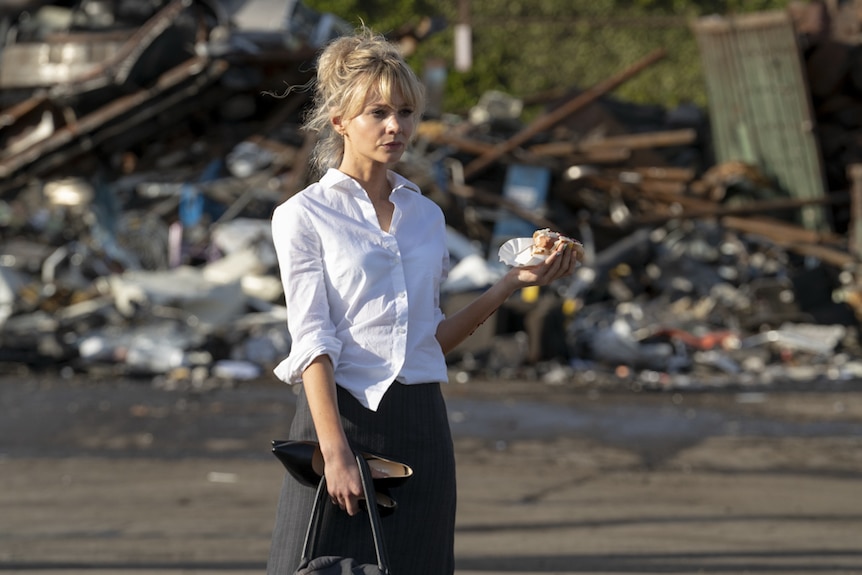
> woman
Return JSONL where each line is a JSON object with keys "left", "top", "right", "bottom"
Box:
{"left": 267, "top": 27, "right": 579, "bottom": 574}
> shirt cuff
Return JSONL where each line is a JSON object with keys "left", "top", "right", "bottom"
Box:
{"left": 273, "top": 337, "right": 343, "bottom": 384}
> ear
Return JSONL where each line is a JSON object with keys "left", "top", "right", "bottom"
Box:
{"left": 332, "top": 116, "right": 345, "bottom": 135}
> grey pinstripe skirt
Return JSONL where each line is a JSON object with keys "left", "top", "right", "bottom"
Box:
{"left": 266, "top": 382, "right": 456, "bottom": 575}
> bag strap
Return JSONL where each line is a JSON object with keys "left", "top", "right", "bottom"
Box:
{"left": 300, "top": 451, "right": 391, "bottom": 574}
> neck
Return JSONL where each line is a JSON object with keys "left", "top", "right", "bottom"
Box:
{"left": 339, "top": 164, "right": 391, "bottom": 202}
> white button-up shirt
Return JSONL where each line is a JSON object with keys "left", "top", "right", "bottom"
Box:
{"left": 271, "top": 168, "right": 450, "bottom": 411}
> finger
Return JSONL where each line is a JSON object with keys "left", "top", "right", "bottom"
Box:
{"left": 541, "top": 251, "right": 560, "bottom": 272}
{"left": 546, "top": 250, "right": 565, "bottom": 274}
{"left": 545, "top": 253, "right": 572, "bottom": 282}
{"left": 560, "top": 250, "right": 576, "bottom": 273}
{"left": 344, "top": 496, "right": 360, "bottom": 516}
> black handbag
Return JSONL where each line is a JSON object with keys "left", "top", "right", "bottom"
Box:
{"left": 294, "top": 451, "right": 391, "bottom": 575}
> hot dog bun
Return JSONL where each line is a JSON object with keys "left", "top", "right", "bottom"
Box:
{"left": 532, "top": 228, "right": 578, "bottom": 256}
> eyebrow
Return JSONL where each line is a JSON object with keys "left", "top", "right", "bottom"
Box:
{"left": 365, "top": 100, "right": 411, "bottom": 110}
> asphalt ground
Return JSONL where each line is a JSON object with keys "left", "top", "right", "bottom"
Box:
{"left": 2, "top": 374, "right": 862, "bottom": 574}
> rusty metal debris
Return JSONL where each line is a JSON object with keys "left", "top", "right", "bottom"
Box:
{"left": 2, "top": 0, "right": 862, "bottom": 392}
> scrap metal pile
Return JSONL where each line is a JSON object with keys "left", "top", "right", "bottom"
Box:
{"left": 2, "top": 0, "right": 862, "bottom": 391}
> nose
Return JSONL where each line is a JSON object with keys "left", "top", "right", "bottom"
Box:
{"left": 386, "top": 113, "right": 402, "bottom": 133}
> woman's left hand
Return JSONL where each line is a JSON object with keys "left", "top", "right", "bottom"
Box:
{"left": 509, "top": 242, "right": 582, "bottom": 288}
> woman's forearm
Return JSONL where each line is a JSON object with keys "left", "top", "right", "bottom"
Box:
{"left": 435, "top": 242, "right": 579, "bottom": 355}
{"left": 435, "top": 278, "right": 517, "bottom": 355}
{"left": 301, "top": 355, "right": 364, "bottom": 515}
{"left": 302, "top": 356, "right": 352, "bottom": 461}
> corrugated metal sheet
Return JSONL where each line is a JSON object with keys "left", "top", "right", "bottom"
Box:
{"left": 693, "top": 11, "right": 829, "bottom": 231}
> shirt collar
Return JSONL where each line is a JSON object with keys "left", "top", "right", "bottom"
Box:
{"left": 321, "top": 168, "right": 421, "bottom": 197}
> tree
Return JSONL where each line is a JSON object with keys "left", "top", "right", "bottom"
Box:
{"left": 305, "top": 0, "right": 797, "bottom": 113}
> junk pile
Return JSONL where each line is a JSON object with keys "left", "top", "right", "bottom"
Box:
{"left": 2, "top": 0, "right": 862, "bottom": 392}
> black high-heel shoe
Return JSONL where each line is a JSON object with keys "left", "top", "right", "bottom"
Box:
{"left": 363, "top": 453, "right": 413, "bottom": 488}
{"left": 271, "top": 440, "right": 324, "bottom": 487}
{"left": 271, "top": 439, "right": 414, "bottom": 488}
{"left": 271, "top": 440, "right": 409, "bottom": 516}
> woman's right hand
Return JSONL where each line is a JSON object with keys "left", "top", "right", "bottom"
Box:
{"left": 322, "top": 444, "right": 364, "bottom": 516}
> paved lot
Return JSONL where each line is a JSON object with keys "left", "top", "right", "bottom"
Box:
{"left": 1, "top": 375, "right": 861, "bottom": 574}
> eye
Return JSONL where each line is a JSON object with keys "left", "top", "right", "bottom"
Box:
{"left": 398, "top": 108, "right": 414, "bottom": 118}
{"left": 371, "top": 108, "right": 388, "bottom": 118}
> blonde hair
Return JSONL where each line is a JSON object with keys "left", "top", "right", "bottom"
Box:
{"left": 304, "top": 26, "right": 426, "bottom": 177}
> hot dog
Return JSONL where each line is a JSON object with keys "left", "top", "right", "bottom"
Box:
{"left": 531, "top": 228, "right": 580, "bottom": 257}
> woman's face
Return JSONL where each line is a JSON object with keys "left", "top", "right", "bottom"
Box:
{"left": 336, "top": 90, "right": 416, "bottom": 171}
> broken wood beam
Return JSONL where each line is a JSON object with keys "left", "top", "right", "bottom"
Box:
{"left": 531, "top": 142, "right": 631, "bottom": 163}
{"left": 584, "top": 128, "right": 697, "bottom": 151}
{"left": 632, "top": 166, "right": 696, "bottom": 182}
{"left": 462, "top": 47, "right": 668, "bottom": 180}
{"left": 721, "top": 215, "right": 852, "bottom": 268}
{"left": 634, "top": 191, "right": 850, "bottom": 230}
{"left": 0, "top": 56, "right": 227, "bottom": 184}
{"left": 530, "top": 128, "right": 697, "bottom": 157}
{"left": 635, "top": 179, "right": 689, "bottom": 196}
{"left": 0, "top": 94, "right": 50, "bottom": 130}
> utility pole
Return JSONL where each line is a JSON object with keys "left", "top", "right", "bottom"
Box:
{"left": 455, "top": 0, "right": 472, "bottom": 72}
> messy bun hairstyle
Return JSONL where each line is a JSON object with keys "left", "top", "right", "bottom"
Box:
{"left": 304, "top": 26, "right": 426, "bottom": 177}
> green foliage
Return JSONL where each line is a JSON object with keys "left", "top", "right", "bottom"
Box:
{"left": 305, "top": 0, "right": 797, "bottom": 114}
{"left": 303, "top": 0, "right": 439, "bottom": 34}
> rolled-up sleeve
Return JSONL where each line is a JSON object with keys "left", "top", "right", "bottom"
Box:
{"left": 271, "top": 199, "right": 342, "bottom": 384}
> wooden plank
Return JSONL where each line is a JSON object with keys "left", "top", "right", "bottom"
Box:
{"left": 632, "top": 166, "right": 696, "bottom": 182}
{"left": 633, "top": 192, "right": 849, "bottom": 230}
{"left": 580, "top": 128, "right": 697, "bottom": 150}
{"left": 528, "top": 128, "right": 696, "bottom": 156}
{"left": 721, "top": 215, "right": 851, "bottom": 267}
